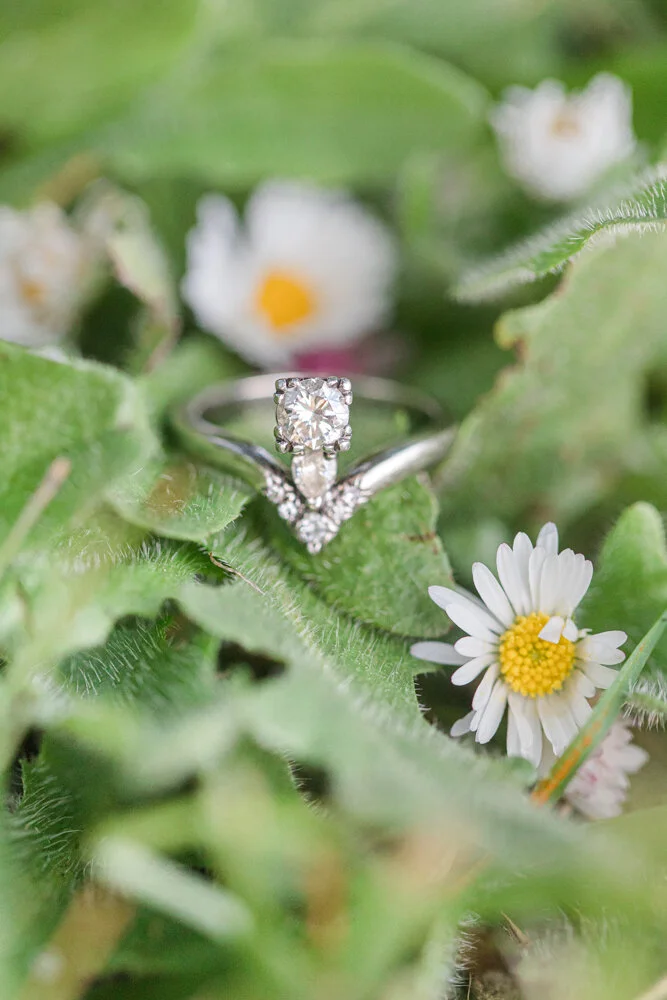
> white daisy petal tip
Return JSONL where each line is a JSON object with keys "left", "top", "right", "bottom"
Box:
{"left": 538, "top": 615, "right": 565, "bottom": 644}
{"left": 410, "top": 641, "right": 467, "bottom": 666}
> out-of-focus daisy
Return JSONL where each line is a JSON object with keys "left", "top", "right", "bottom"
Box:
{"left": 182, "top": 181, "right": 397, "bottom": 368}
{"left": 490, "top": 73, "right": 635, "bottom": 202}
{"left": 562, "top": 720, "right": 648, "bottom": 820}
{"left": 0, "top": 203, "right": 92, "bottom": 348}
{"left": 412, "top": 523, "right": 627, "bottom": 768}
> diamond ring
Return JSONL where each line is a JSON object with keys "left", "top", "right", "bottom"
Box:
{"left": 173, "top": 374, "right": 455, "bottom": 554}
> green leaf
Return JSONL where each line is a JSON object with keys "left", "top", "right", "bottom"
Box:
{"left": 261, "top": 477, "right": 452, "bottom": 637}
{"left": 92, "top": 838, "right": 252, "bottom": 943}
{"left": 439, "top": 232, "right": 667, "bottom": 532}
{"left": 58, "top": 618, "right": 218, "bottom": 707}
{"left": 78, "top": 183, "right": 181, "bottom": 374}
{"left": 0, "top": 0, "right": 199, "bottom": 149}
{"left": 581, "top": 503, "right": 667, "bottom": 686}
{"left": 100, "top": 41, "right": 489, "bottom": 186}
{"left": 109, "top": 456, "right": 251, "bottom": 543}
{"left": 6, "top": 512, "right": 214, "bottom": 666}
{"left": 0, "top": 345, "right": 156, "bottom": 553}
{"left": 455, "top": 170, "right": 667, "bottom": 301}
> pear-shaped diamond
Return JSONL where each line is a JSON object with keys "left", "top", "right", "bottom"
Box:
{"left": 292, "top": 451, "right": 337, "bottom": 503}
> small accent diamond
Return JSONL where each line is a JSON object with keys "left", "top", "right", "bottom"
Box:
{"left": 327, "top": 482, "right": 367, "bottom": 523}
{"left": 295, "top": 511, "right": 338, "bottom": 554}
{"left": 277, "top": 497, "right": 302, "bottom": 522}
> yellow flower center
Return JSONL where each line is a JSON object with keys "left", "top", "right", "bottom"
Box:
{"left": 499, "top": 612, "right": 575, "bottom": 698}
{"left": 255, "top": 270, "right": 317, "bottom": 334}
{"left": 550, "top": 109, "right": 581, "bottom": 138}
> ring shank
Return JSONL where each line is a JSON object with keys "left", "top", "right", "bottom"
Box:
{"left": 193, "top": 373, "right": 443, "bottom": 429}
{"left": 172, "top": 374, "right": 454, "bottom": 497}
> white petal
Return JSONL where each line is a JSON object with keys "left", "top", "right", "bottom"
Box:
{"left": 528, "top": 546, "right": 547, "bottom": 610}
{"left": 496, "top": 543, "right": 530, "bottom": 615}
{"left": 428, "top": 585, "right": 504, "bottom": 635}
{"left": 580, "top": 661, "right": 619, "bottom": 688}
{"left": 562, "top": 617, "right": 578, "bottom": 641}
{"left": 536, "top": 553, "right": 559, "bottom": 615}
{"left": 507, "top": 708, "right": 521, "bottom": 756}
{"left": 563, "top": 556, "right": 593, "bottom": 614}
{"left": 428, "top": 584, "right": 475, "bottom": 612}
{"left": 472, "top": 662, "right": 500, "bottom": 712}
{"left": 472, "top": 562, "right": 515, "bottom": 628}
{"left": 552, "top": 549, "right": 576, "bottom": 613}
{"left": 513, "top": 532, "right": 534, "bottom": 604}
{"left": 450, "top": 712, "right": 475, "bottom": 738}
{"left": 508, "top": 694, "right": 542, "bottom": 768}
{"left": 410, "top": 642, "right": 467, "bottom": 666}
{"left": 578, "top": 632, "right": 627, "bottom": 665}
{"left": 570, "top": 667, "right": 596, "bottom": 699}
{"left": 538, "top": 694, "right": 578, "bottom": 757}
{"left": 455, "top": 636, "right": 494, "bottom": 658}
{"left": 536, "top": 522, "right": 558, "bottom": 554}
{"left": 539, "top": 615, "right": 565, "bottom": 644}
{"left": 475, "top": 680, "right": 508, "bottom": 744}
{"left": 451, "top": 654, "right": 496, "bottom": 686}
{"left": 565, "top": 687, "right": 593, "bottom": 727}
{"left": 621, "top": 745, "right": 650, "bottom": 773}
{"left": 445, "top": 602, "right": 501, "bottom": 642}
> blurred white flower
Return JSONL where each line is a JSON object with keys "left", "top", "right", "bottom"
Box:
{"left": 491, "top": 73, "right": 635, "bottom": 202}
{"left": 182, "top": 181, "right": 397, "bottom": 367}
{"left": 563, "top": 720, "right": 648, "bottom": 820}
{"left": 0, "top": 203, "right": 91, "bottom": 348}
{"left": 412, "top": 522, "right": 627, "bottom": 768}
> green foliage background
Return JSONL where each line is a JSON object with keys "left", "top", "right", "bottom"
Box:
{"left": 3, "top": 1, "right": 667, "bottom": 998}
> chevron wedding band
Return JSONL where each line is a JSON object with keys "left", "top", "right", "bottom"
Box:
{"left": 173, "top": 374, "right": 455, "bottom": 554}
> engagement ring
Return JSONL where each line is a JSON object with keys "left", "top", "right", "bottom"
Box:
{"left": 173, "top": 375, "right": 455, "bottom": 553}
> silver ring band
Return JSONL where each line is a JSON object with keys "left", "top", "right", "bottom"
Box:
{"left": 172, "top": 374, "right": 455, "bottom": 553}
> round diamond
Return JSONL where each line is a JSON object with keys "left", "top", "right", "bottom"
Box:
{"left": 295, "top": 511, "right": 338, "bottom": 553}
{"left": 276, "top": 378, "right": 349, "bottom": 450}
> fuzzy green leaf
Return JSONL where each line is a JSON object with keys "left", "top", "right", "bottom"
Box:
{"left": 110, "top": 456, "right": 251, "bottom": 542}
{"left": 581, "top": 503, "right": 667, "bottom": 686}
{"left": 262, "top": 477, "right": 452, "bottom": 637}
{"left": 440, "top": 233, "right": 667, "bottom": 532}
{"left": 455, "top": 171, "right": 667, "bottom": 301}
{"left": 0, "top": 345, "right": 156, "bottom": 552}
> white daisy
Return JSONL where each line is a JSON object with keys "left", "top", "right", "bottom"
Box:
{"left": 181, "top": 180, "right": 397, "bottom": 368}
{"left": 490, "top": 73, "right": 635, "bottom": 202}
{"left": 0, "top": 202, "right": 91, "bottom": 348}
{"left": 562, "top": 720, "right": 648, "bottom": 820}
{"left": 412, "top": 523, "right": 627, "bottom": 768}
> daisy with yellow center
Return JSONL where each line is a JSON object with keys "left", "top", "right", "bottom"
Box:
{"left": 412, "top": 523, "right": 627, "bottom": 768}
{"left": 182, "top": 181, "right": 397, "bottom": 368}
{"left": 490, "top": 73, "right": 635, "bottom": 202}
{"left": 0, "top": 203, "right": 91, "bottom": 348}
